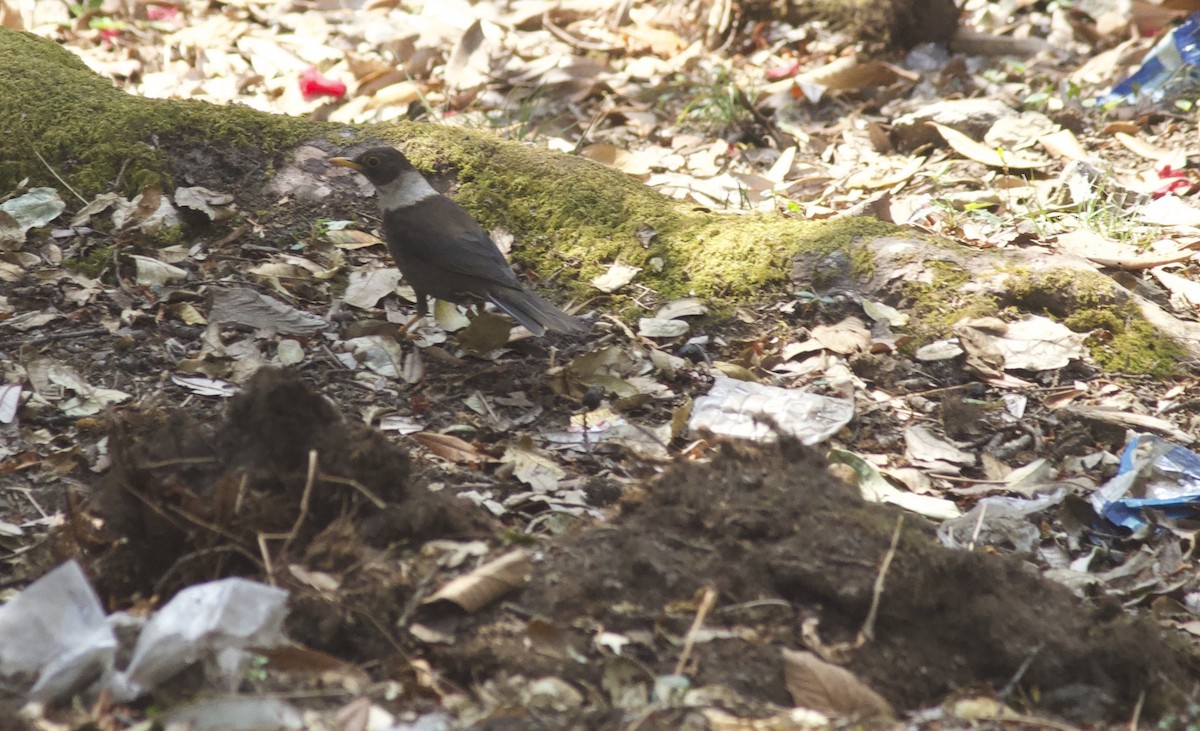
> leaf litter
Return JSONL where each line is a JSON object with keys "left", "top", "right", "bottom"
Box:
{"left": 6, "top": 0, "right": 1200, "bottom": 727}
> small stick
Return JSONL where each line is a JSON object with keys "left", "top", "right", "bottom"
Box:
{"left": 25, "top": 327, "right": 111, "bottom": 345}
{"left": 258, "top": 533, "right": 275, "bottom": 586}
{"left": 857, "top": 515, "right": 903, "bottom": 644}
{"left": 280, "top": 449, "right": 319, "bottom": 558}
{"left": 1129, "top": 689, "right": 1145, "bottom": 730}
{"left": 318, "top": 470, "right": 386, "bottom": 509}
{"left": 31, "top": 147, "right": 87, "bottom": 204}
{"left": 674, "top": 586, "right": 717, "bottom": 676}
{"left": 967, "top": 503, "right": 988, "bottom": 552}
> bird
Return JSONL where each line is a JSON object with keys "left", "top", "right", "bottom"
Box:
{"left": 330, "top": 146, "right": 586, "bottom": 336}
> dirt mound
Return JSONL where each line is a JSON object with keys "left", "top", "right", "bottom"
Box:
{"left": 86, "top": 368, "right": 494, "bottom": 657}
{"left": 73, "top": 370, "right": 1194, "bottom": 724}
{"left": 433, "top": 440, "right": 1191, "bottom": 723}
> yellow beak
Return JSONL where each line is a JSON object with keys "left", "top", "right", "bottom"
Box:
{"left": 329, "top": 157, "right": 364, "bottom": 172}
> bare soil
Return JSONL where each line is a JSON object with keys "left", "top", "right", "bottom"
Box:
{"left": 67, "top": 368, "right": 1195, "bottom": 727}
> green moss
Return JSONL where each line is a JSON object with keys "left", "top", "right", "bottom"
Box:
{"left": 903, "top": 259, "right": 998, "bottom": 341}
{"left": 996, "top": 268, "right": 1183, "bottom": 376}
{"left": 0, "top": 29, "right": 310, "bottom": 198}
{"left": 1004, "top": 268, "right": 1182, "bottom": 375}
{"left": 16, "top": 25, "right": 1175, "bottom": 374}
{"left": 64, "top": 244, "right": 114, "bottom": 277}
{"left": 336, "top": 122, "right": 903, "bottom": 306}
{"left": 1073, "top": 307, "right": 1184, "bottom": 377}
{"left": 1007, "top": 268, "right": 1119, "bottom": 314}
{"left": 147, "top": 224, "right": 186, "bottom": 248}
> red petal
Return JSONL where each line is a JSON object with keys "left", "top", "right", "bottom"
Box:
{"left": 147, "top": 5, "right": 179, "bottom": 21}
{"left": 765, "top": 59, "right": 801, "bottom": 81}
{"left": 298, "top": 67, "right": 347, "bottom": 100}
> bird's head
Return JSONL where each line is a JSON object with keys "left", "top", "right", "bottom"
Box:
{"left": 330, "top": 146, "right": 415, "bottom": 187}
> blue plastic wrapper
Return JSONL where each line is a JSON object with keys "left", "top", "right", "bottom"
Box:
{"left": 1090, "top": 433, "right": 1200, "bottom": 531}
{"left": 1100, "top": 12, "right": 1200, "bottom": 105}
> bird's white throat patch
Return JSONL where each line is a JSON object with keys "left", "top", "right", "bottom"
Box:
{"left": 375, "top": 170, "right": 438, "bottom": 210}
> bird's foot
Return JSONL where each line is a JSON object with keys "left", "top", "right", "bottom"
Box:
{"left": 396, "top": 312, "right": 426, "bottom": 339}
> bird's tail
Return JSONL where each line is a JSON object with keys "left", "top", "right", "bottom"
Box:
{"left": 486, "top": 287, "right": 586, "bottom": 336}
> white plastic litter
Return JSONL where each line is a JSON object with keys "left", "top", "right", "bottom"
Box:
{"left": 689, "top": 377, "right": 854, "bottom": 445}
{"left": 0, "top": 561, "right": 117, "bottom": 702}
{"left": 113, "top": 577, "right": 289, "bottom": 701}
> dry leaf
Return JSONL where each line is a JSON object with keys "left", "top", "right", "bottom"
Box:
{"left": 580, "top": 144, "right": 653, "bottom": 177}
{"left": 326, "top": 229, "right": 384, "bottom": 249}
{"left": 782, "top": 649, "right": 894, "bottom": 720}
{"left": 655, "top": 298, "right": 707, "bottom": 319}
{"left": 591, "top": 263, "right": 641, "bottom": 292}
{"left": 424, "top": 549, "right": 532, "bottom": 612}
{"left": 1152, "top": 267, "right": 1200, "bottom": 308}
{"left": 1037, "top": 129, "right": 1089, "bottom": 161}
{"left": 1114, "top": 132, "right": 1173, "bottom": 161}
{"left": 638, "top": 318, "right": 689, "bottom": 338}
{"left": 412, "top": 432, "right": 491, "bottom": 465}
{"left": 796, "top": 55, "right": 898, "bottom": 92}
{"left": 930, "top": 123, "right": 1044, "bottom": 169}
{"left": 844, "top": 154, "right": 924, "bottom": 190}
{"left": 127, "top": 255, "right": 186, "bottom": 286}
{"left": 500, "top": 443, "right": 566, "bottom": 492}
{"left": 445, "top": 19, "right": 492, "bottom": 91}
{"left": 810, "top": 317, "right": 870, "bottom": 354}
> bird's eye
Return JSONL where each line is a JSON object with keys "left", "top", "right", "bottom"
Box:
{"left": 366, "top": 156, "right": 379, "bottom": 167}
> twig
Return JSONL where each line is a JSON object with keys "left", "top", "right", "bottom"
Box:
{"left": 318, "top": 470, "right": 386, "bottom": 509}
{"left": 153, "top": 545, "right": 252, "bottom": 597}
{"left": 1129, "top": 689, "right": 1145, "bottom": 730}
{"left": 31, "top": 147, "right": 87, "bottom": 204}
{"left": 24, "top": 327, "right": 111, "bottom": 345}
{"left": 998, "top": 641, "right": 1044, "bottom": 702}
{"left": 280, "top": 449, "right": 319, "bottom": 559}
{"left": 137, "top": 456, "right": 218, "bottom": 469}
{"left": 258, "top": 528, "right": 276, "bottom": 583}
{"left": 674, "top": 586, "right": 717, "bottom": 676}
{"left": 111, "top": 157, "right": 131, "bottom": 193}
{"left": 6, "top": 486, "right": 48, "bottom": 519}
{"left": 857, "top": 515, "right": 903, "bottom": 644}
{"left": 967, "top": 503, "right": 988, "bottom": 552}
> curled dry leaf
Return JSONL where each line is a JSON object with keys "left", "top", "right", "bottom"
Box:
{"left": 1114, "top": 131, "right": 1174, "bottom": 161}
{"left": 0, "top": 383, "right": 22, "bottom": 424}
{"left": 345, "top": 335, "right": 406, "bottom": 379}
{"left": 781, "top": 648, "right": 895, "bottom": 721}
{"left": 579, "top": 143, "right": 653, "bottom": 178}
{"left": 591, "top": 262, "right": 641, "bottom": 293}
{"left": 423, "top": 549, "right": 532, "bottom": 612}
{"left": 930, "top": 122, "right": 1044, "bottom": 169}
{"left": 412, "top": 432, "right": 491, "bottom": 466}
{"left": 174, "top": 186, "right": 237, "bottom": 221}
{"left": 326, "top": 228, "right": 384, "bottom": 249}
{"left": 128, "top": 254, "right": 187, "bottom": 286}
{"left": 655, "top": 298, "right": 707, "bottom": 320}
{"left": 112, "top": 186, "right": 180, "bottom": 234}
{"left": 457, "top": 311, "right": 513, "bottom": 354}
{"left": 1153, "top": 268, "right": 1200, "bottom": 307}
{"left": 904, "top": 425, "right": 975, "bottom": 473}
{"left": 795, "top": 55, "right": 899, "bottom": 93}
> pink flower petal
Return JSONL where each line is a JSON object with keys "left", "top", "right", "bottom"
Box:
{"left": 299, "top": 67, "right": 347, "bottom": 100}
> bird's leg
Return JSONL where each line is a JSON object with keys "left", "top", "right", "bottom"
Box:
{"left": 396, "top": 292, "right": 429, "bottom": 337}
{"left": 395, "top": 312, "right": 424, "bottom": 337}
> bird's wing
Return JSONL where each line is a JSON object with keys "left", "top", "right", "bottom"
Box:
{"left": 384, "top": 195, "right": 524, "bottom": 291}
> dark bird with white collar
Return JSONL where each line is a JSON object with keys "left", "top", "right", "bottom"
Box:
{"left": 330, "top": 146, "right": 586, "bottom": 336}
